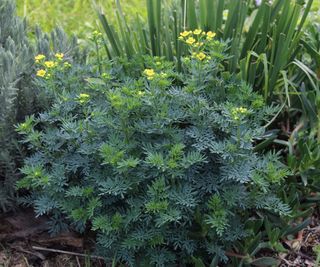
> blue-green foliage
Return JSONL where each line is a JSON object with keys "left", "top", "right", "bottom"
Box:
{"left": 18, "top": 40, "right": 290, "bottom": 266}
{"left": 0, "top": 0, "right": 84, "bottom": 212}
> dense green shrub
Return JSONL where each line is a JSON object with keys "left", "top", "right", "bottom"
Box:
{"left": 18, "top": 34, "right": 291, "bottom": 266}
{"left": 0, "top": 0, "right": 83, "bottom": 211}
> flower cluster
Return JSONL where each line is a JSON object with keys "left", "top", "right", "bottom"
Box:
{"left": 192, "top": 51, "right": 209, "bottom": 61}
{"left": 55, "top": 53, "right": 64, "bottom": 60}
{"left": 231, "top": 107, "right": 249, "bottom": 121}
{"left": 179, "top": 29, "right": 216, "bottom": 43}
{"left": 143, "top": 68, "right": 155, "bottom": 80}
{"left": 179, "top": 29, "right": 217, "bottom": 61}
{"left": 92, "top": 30, "right": 103, "bottom": 39}
{"left": 34, "top": 54, "right": 45, "bottom": 63}
{"left": 35, "top": 53, "right": 70, "bottom": 79}
{"left": 77, "top": 93, "right": 90, "bottom": 104}
{"left": 143, "top": 68, "right": 168, "bottom": 81}
{"left": 90, "top": 30, "right": 103, "bottom": 44}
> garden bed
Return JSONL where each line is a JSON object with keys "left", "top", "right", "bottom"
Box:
{"left": 1, "top": 0, "right": 319, "bottom": 266}
{"left": 1, "top": 208, "right": 319, "bottom": 266}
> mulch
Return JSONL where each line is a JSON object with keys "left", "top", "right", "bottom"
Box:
{"left": 0, "top": 208, "right": 319, "bottom": 267}
{"left": 0, "top": 209, "right": 105, "bottom": 267}
{"left": 279, "top": 207, "right": 320, "bottom": 267}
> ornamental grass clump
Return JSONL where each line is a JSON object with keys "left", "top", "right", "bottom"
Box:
{"left": 17, "top": 36, "right": 290, "bottom": 266}
{"left": 97, "top": 0, "right": 314, "bottom": 100}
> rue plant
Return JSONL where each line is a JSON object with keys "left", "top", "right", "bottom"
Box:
{"left": 17, "top": 36, "right": 290, "bottom": 266}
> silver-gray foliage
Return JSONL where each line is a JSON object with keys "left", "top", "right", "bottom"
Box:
{"left": 0, "top": 0, "right": 83, "bottom": 211}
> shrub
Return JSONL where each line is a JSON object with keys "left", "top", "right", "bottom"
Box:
{"left": 0, "top": 0, "right": 83, "bottom": 212}
{"left": 18, "top": 34, "right": 290, "bottom": 266}
{"left": 0, "top": 0, "right": 35, "bottom": 211}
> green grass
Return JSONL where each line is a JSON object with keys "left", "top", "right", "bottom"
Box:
{"left": 16, "top": 0, "right": 146, "bottom": 38}
{"left": 309, "top": 0, "right": 320, "bottom": 24}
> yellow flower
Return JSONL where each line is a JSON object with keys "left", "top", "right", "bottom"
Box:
{"left": 63, "top": 62, "right": 72, "bottom": 68}
{"left": 223, "top": 10, "right": 229, "bottom": 21}
{"left": 55, "top": 53, "right": 64, "bottom": 60}
{"left": 101, "top": 72, "right": 110, "bottom": 79}
{"left": 137, "top": 91, "right": 145, "bottom": 96}
{"left": 80, "top": 93, "right": 90, "bottom": 98}
{"left": 238, "top": 107, "right": 248, "bottom": 113}
{"left": 92, "top": 30, "right": 102, "bottom": 38}
{"left": 193, "top": 42, "right": 204, "bottom": 47}
{"left": 36, "top": 69, "right": 46, "bottom": 77}
{"left": 193, "top": 29, "right": 202, "bottom": 35}
{"left": 206, "top": 31, "right": 216, "bottom": 39}
{"left": 78, "top": 93, "right": 90, "bottom": 104}
{"left": 160, "top": 72, "right": 168, "bottom": 78}
{"left": 196, "top": 52, "right": 206, "bottom": 61}
{"left": 233, "top": 115, "right": 239, "bottom": 120}
{"left": 143, "top": 68, "right": 155, "bottom": 80}
{"left": 180, "top": 31, "right": 190, "bottom": 37}
{"left": 232, "top": 107, "right": 248, "bottom": 114}
{"left": 44, "top": 61, "right": 56, "bottom": 68}
{"left": 35, "top": 54, "right": 45, "bottom": 63}
{"left": 186, "top": 37, "right": 196, "bottom": 45}
{"left": 231, "top": 107, "right": 249, "bottom": 120}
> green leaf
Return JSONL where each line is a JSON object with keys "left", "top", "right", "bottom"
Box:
{"left": 283, "top": 218, "right": 311, "bottom": 237}
{"left": 251, "top": 257, "right": 280, "bottom": 266}
{"left": 85, "top": 78, "right": 105, "bottom": 85}
{"left": 191, "top": 257, "right": 206, "bottom": 267}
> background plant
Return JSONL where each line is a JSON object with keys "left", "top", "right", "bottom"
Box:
{"left": 0, "top": 0, "right": 38, "bottom": 211}
{"left": 0, "top": 0, "right": 84, "bottom": 212}
{"left": 16, "top": 0, "right": 146, "bottom": 40}
{"left": 97, "top": 0, "right": 316, "bottom": 100}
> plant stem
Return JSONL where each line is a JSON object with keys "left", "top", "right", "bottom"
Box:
{"left": 95, "top": 40, "right": 102, "bottom": 75}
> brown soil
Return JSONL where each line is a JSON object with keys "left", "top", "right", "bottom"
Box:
{"left": 0, "top": 209, "right": 105, "bottom": 267}
{"left": 279, "top": 208, "right": 320, "bottom": 267}
{"left": 1, "top": 209, "right": 319, "bottom": 267}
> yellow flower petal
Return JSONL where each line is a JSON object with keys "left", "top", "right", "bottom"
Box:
{"left": 186, "top": 37, "right": 196, "bottom": 45}
{"left": 36, "top": 69, "right": 46, "bottom": 77}
{"left": 193, "top": 29, "right": 202, "bottom": 35}
{"left": 143, "top": 68, "right": 155, "bottom": 78}
{"left": 196, "top": 52, "right": 206, "bottom": 61}
{"left": 35, "top": 54, "right": 45, "bottom": 61}
{"left": 180, "top": 31, "right": 190, "bottom": 37}
{"left": 78, "top": 93, "right": 90, "bottom": 104}
{"left": 206, "top": 31, "right": 216, "bottom": 39}
{"left": 44, "top": 61, "right": 56, "bottom": 68}
{"left": 55, "top": 53, "right": 64, "bottom": 60}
